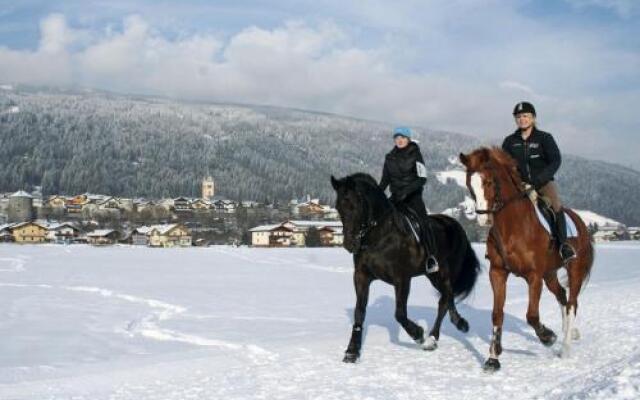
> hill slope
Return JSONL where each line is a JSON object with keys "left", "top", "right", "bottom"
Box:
{"left": 1, "top": 86, "right": 638, "bottom": 225}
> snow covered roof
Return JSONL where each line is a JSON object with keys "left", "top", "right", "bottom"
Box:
{"left": 574, "top": 210, "right": 622, "bottom": 227}
{"left": 46, "top": 222, "right": 78, "bottom": 231}
{"left": 286, "top": 220, "right": 342, "bottom": 228}
{"left": 0, "top": 223, "right": 15, "bottom": 232}
{"left": 134, "top": 224, "right": 184, "bottom": 235}
{"left": 249, "top": 224, "right": 292, "bottom": 232}
{"left": 87, "top": 229, "right": 116, "bottom": 237}
{"left": 10, "top": 190, "right": 33, "bottom": 198}
{"left": 9, "top": 221, "right": 47, "bottom": 230}
{"left": 150, "top": 224, "right": 182, "bottom": 235}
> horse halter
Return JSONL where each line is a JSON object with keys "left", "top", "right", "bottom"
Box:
{"left": 466, "top": 168, "right": 526, "bottom": 216}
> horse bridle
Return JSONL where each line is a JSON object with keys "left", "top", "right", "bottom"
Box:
{"left": 349, "top": 189, "right": 391, "bottom": 254}
{"left": 466, "top": 167, "right": 526, "bottom": 215}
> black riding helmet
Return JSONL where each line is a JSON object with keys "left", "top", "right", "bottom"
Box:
{"left": 513, "top": 101, "right": 536, "bottom": 116}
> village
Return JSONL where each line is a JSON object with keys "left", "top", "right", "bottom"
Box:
{"left": 1, "top": 176, "right": 638, "bottom": 248}
{"left": 0, "top": 177, "right": 345, "bottom": 248}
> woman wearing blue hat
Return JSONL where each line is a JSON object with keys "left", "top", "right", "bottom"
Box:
{"left": 379, "top": 127, "right": 439, "bottom": 273}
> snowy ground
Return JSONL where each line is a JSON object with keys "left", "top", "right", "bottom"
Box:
{"left": 0, "top": 243, "right": 639, "bottom": 400}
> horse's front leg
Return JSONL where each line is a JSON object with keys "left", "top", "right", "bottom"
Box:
{"left": 394, "top": 277, "right": 425, "bottom": 345}
{"left": 484, "top": 265, "right": 509, "bottom": 372}
{"left": 343, "top": 269, "right": 372, "bottom": 363}
{"left": 527, "top": 274, "right": 557, "bottom": 348}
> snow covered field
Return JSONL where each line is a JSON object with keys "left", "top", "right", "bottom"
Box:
{"left": 0, "top": 243, "right": 639, "bottom": 400}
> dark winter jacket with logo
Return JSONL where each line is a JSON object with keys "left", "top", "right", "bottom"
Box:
{"left": 501, "top": 127, "right": 561, "bottom": 189}
{"left": 379, "top": 141, "right": 427, "bottom": 200}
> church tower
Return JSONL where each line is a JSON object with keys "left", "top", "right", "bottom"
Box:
{"left": 202, "top": 176, "right": 215, "bottom": 200}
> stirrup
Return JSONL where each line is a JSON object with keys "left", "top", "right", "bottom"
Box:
{"left": 426, "top": 256, "right": 439, "bottom": 274}
{"left": 559, "top": 243, "right": 577, "bottom": 262}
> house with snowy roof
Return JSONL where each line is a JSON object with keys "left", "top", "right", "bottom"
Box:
{"left": 249, "top": 223, "right": 294, "bottom": 247}
{"left": 213, "top": 199, "right": 237, "bottom": 213}
{"left": 291, "top": 197, "right": 338, "bottom": 219}
{"left": 86, "top": 229, "right": 120, "bottom": 245}
{"left": 0, "top": 224, "right": 14, "bottom": 242}
{"left": 130, "top": 224, "right": 192, "bottom": 247}
{"left": 45, "top": 195, "right": 68, "bottom": 209}
{"left": 249, "top": 220, "right": 343, "bottom": 247}
{"left": 628, "top": 227, "right": 640, "bottom": 241}
{"left": 44, "top": 222, "right": 80, "bottom": 244}
{"left": 7, "top": 221, "right": 48, "bottom": 243}
{"left": 191, "top": 198, "right": 212, "bottom": 210}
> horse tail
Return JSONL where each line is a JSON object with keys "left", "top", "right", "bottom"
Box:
{"left": 566, "top": 208, "right": 596, "bottom": 290}
{"left": 580, "top": 221, "right": 596, "bottom": 289}
{"left": 580, "top": 228, "right": 596, "bottom": 289}
{"left": 453, "top": 238, "right": 481, "bottom": 301}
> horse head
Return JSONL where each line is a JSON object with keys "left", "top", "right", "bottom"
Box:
{"left": 331, "top": 173, "right": 388, "bottom": 253}
{"left": 459, "top": 148, "right": 523, "bottom": 226}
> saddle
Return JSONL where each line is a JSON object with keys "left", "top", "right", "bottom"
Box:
{"left": 396, "top": 205, "right": 423, "bottom": 243}
{"left": 527, "top": 190, "right": 578, "bottom": 239}
{"left": 536, "top": 196, "right": 556, "bottom": 234}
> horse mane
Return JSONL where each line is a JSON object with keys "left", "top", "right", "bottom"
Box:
{"left": 349, "top": 172, "right": 380, "bottom": 188}
{"left": 344, "top": 172, "right": 392, "bottom": 220}
{"left": 486, "top": 147, "right": 523, "bottom": 187}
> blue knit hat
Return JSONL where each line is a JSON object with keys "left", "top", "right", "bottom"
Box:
{"left": 393, "top": 126, "right": 412, "bottom": 138}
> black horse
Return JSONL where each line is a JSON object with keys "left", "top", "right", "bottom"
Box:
{"left": 331, "top": 173, "right": 481, "bottom": 363}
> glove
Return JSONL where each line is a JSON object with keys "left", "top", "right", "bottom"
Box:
{"left": 521, "top": 182, "right": 534, "bottom": 194}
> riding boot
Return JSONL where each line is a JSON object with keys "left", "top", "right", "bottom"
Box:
{"left": 422, "top": 218, "right": 439, "bottom": 274}
{"left": 555, "top": 210, "right": 577, "bottom": 263}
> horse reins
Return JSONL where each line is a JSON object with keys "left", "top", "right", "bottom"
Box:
{"left": 351, "top": 191, "right": 393, "bottom": 254}
{"left": 466, "top": 165, "right": 527, "bottom": 271}
{"left": 466, "top": 167, "right": 527, "bottom": 216}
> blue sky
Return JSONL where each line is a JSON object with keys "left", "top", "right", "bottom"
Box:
{"left": 0, "top": 0, "right": 638, "bottom": 169}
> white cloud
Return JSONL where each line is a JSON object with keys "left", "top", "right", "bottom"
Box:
{"left": 0, "top": 11, "right": 638, "bottom": 168}
{"left": 39, "top": 13, "right": 75, "bottom": 53}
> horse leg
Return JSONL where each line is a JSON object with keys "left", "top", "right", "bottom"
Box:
{"left": 394, "top": 278, "right": 425, "bottom": 346}
{"left": 484, "top": 266, "right": 508, "bottom": 372}
{"left": 343, "top": 269, "right": 372, "bottom": 363}
{"left": 422, "top": 276, "right": 450, "bottom": 351}
{"left": 527, "top": 275, "right": 557, "bottom": 347}
{"left": 562, "top": 264, "right": 584, "bottom": 358}
{"left": 543, "top": 271, "right": 573, "bottom": 338}
{"left": 422, "top": 294, "right": 448, "bottom": 351}
{"left": 438, "top": 274, "right": 470, "bottom": 334}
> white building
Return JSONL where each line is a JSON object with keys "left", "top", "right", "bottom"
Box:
{"left": 249, "top": 220, "right": 343, "bottom": 247}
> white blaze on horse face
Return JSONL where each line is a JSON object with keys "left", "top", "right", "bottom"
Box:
{"left": 470, "top": 173, "right": 490, "bottom": 226}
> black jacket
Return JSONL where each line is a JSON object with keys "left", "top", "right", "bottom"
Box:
{"left": 379, "top": 142, "right": 427, "bottom": 199}
{"left": 501, "top": 127, "right": 561, "bottom": 188}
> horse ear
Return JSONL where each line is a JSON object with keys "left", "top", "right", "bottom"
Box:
{"left": 330, "top": 175, "right": 340, "bottom": 190}
{"left": 459, "top": 153, "right": 469, "bottom": 166}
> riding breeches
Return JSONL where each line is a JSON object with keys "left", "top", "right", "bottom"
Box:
{"left": 538, "top": 182, "right": 562, "bottom": 212}
{"left": 538, "top": 181, "right": 569, "bottom": 245}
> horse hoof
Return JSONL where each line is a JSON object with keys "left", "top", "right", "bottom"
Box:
{"left": 422, "top": 336, "right": 438, "bottom": 351}
{"left": 571, "top": 328, "right": 581, "bottom": 341}
{"left": 343, "top": 352, "right": 359, "bottom": 363}
{"left": 561, "top": 343, "right": 572, "bottom": 359}
{"left": 483, "top": 358, "right": 501, "bottom": 372}
{"left": 540, "top": 328, "right": 557, "bottom": 347}
{"left": 456, "top": 318, "right": 470, "bottom": 333}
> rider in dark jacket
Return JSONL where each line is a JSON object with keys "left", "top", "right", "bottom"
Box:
{"left": 379, "top": 127, "right": 439, "bottom": 273}
{"left": 502, "top": 101, "right": 576, "bottom": 262}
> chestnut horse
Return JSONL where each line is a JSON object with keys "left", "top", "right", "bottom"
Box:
{"left": 459, "top": 147, "right": 594, "bottom": 372}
